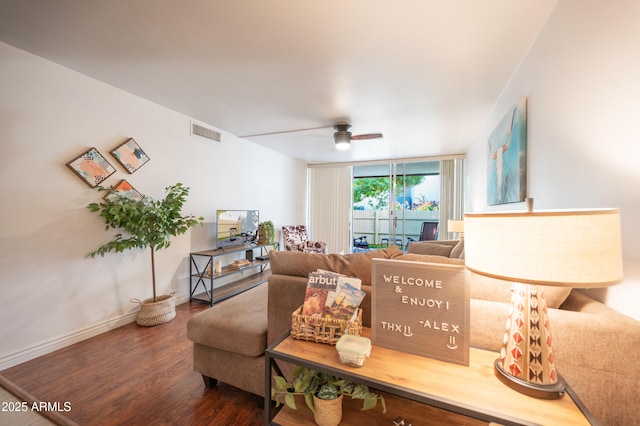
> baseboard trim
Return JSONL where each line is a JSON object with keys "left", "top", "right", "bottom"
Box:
{"left": 0, "top": 294, "right": 191, "bottom": 371}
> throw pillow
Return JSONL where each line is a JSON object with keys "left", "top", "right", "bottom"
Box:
{"left": 407, "top": 242, "right": 454, "bottom": 257}
{"left": 449, "top": 239, "right": 465, "bottom": 259}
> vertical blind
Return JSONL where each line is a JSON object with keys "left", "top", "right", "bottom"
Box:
{"left": 308, "top": 166, "right": 352, "bottom": 254}
{"left": 439, "top": 158, "right": 465, "bottom": 239}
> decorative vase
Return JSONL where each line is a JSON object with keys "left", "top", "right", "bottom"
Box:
{"left": 312, "top": 394, "right": 343, "bottom": 426}
{"left": 131, "top": 292, "right": 176, "bottom": 326}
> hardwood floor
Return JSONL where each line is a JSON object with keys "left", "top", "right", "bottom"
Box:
{"left": 1, "top": 302, "right": 264, "bottom": 425}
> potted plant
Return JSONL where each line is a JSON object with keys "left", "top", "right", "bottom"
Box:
{"left": 258, "top": 220, "right": 275, "bottom": 245}
{"left": 87, "top": 183, "right": 204, "bottom": 326}
{"left": 272, "top": 366, "right": 386, "bottom": 426}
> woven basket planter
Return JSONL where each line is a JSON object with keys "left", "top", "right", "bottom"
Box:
{"left": 312, "top": 394, "right": 343, "bottom": 426}
{"left": 131, "top": 293, "right": 176, "bottom": 327}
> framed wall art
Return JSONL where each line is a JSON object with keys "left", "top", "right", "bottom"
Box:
{"left": 487, "top": 97, "right": 527, "bottom": 205}
{"left": 110, "top": 138, "right": 150, "bottom": 174}
{"left": 104, "top": 179, "right": 144, "bottom": 202}
{"left": 66, "top": 147, "right": 116, "bottom": 188}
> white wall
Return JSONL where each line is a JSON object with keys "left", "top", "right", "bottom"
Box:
{"left": 0, "top": 42, "right": 307, "bottom": 369}
{"left": 466, "top": 1, "right": 640, "bottom": 320}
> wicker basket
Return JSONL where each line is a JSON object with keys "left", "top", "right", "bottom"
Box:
{"left": 131, "top": 293, "right": 176, "bottom": 327}
{"left": 313, "top": 394, "right": 343, "bottom": 426}
{"left": 290, "top": 305, "right": 362, "bottom": 345}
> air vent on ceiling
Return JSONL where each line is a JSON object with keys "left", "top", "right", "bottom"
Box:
{"left": 191, "top": 122, "right": 221, "bottom": 142}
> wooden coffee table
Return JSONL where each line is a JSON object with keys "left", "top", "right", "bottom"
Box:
{"left": 265, "top": 328, "right": 595, "bottom": 425}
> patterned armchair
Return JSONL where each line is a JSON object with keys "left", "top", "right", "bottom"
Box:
{"left": 281, "top": 225, "right": 328, "bottom": 254}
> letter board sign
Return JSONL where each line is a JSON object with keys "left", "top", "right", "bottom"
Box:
{"left": 371, "top": 258, "right": 469, "bottom": 366}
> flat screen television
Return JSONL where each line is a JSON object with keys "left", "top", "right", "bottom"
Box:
{"left": 216, "top": 209, "right": 259, "bottom": 248}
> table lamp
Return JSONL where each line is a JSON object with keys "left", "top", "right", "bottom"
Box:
{"left": 464, "top": 202, "right": 623, "bottom": 399}
{"left": 448, "top": 219, "right": 464, "bottom": 239}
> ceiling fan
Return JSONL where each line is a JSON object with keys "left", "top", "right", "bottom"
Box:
{"left": 332, "top": 123, "right": 383, "bottom": 150}
{"left": 241, "top": 122, "right": 383, "bottom": 150}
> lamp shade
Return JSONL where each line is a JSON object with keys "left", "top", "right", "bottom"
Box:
{"left": 448, "top": 219, "right": 464, "bottom": 234}
{"left": 464, "top": 207, "right": 623, "bottom": 398}
{"left": 464, "top": 209, "right": 623, "bottom": 288}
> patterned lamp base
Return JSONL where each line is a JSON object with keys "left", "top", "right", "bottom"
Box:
{"left": 495, "top": 283, "right": 565, "bottom": 399}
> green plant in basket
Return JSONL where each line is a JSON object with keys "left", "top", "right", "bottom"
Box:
{"left": 272, "top": 366, "right": 386, "bottom": 413}
{"left": 87, "top": 183, "right": 204, "bottom": 303}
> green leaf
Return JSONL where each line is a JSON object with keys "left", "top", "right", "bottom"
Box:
{"left": 362, "top": 395, "right": 377, "bottom": 411}
{"left": 304, "top": 392, "right": 315, "bottom": 413}
{"left": 284, "top": 393, "right": 297, "bottom": 410}
{"left": 316, "top": 384, "right": 339, "bottom": 400}
{"left": 274, "top": 376, "right": 288, "bottom": 391}
{"left": 350, "top": 384, "right": 369, "bottom": 399}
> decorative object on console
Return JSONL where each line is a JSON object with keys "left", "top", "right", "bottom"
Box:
{"left": 66, "top": 147, "right": 116, "bottom": 188}
{"left": 271, "top": 365, "right": 386, "bottom": 425}
{"left": 335, "top": 334, "right": 371, "bottom": 367}
{"left": 110, "top": 137, "right": 150, "bottom": 174}
{"left": 371, "top": 259, "right": 469, "bottom": 366}
{"left": 464, "top": 201, "right": 623, "bottom": 398}
{"left": 258, "top": 220, "right": 275, "bottom": 245}
{"left": 487, "top": 97, "right": 527, "bottom": 206}
{"left": 228, "top": 259, "right": 251, "bottom": 270}
{"left": 282, "top": 225, "right": 328, "bottom": 253}
{"left": 87, "top": 183, "right": 204, "bottom": 326}
{"left": 291, "top": 305, "right": 362, "bottom": 345}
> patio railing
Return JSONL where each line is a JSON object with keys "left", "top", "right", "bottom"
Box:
{"left": 352, "top": 209, "right": 439, "bottom": 247}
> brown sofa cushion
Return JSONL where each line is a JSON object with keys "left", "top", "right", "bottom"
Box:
{"left": 187, "top": 284, "right": 268, "bottom": 357}
{"left": 469, "top": 272, "right": 572, "bottom": 309}
{"left": 269, "top": 246, "right": 400, "bottom": 286}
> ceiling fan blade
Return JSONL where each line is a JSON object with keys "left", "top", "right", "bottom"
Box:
{"left": 351, "top": 133, "right": 383, "bottom": 140}
{"left": 240, "top": 125, "right": 332, "bottom": 138}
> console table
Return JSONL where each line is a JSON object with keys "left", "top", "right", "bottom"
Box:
{"left": 265, "top": 328, "right": 595, "bottom": 425}
{"left": 189, "top": 243, "right": 276, "bottom": 306}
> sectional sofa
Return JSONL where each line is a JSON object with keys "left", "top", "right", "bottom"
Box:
{"left": 187, "top": 243, "right": 640, "bottom": 425}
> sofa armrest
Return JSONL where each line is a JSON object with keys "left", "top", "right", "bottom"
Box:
{"left": 471, "top": 294, "right": 640, "bottom": 426}
{"left": 267, "top": 274, "right": 307, "bottom": 346}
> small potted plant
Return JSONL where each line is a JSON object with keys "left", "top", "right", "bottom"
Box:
{"left": 87, "top": 183, "right": 204, "bottom": 326}
{"left": 272, "top": 366, "right": 386, "bottom": 426}
{"left": 258, "top": 220, "right": 275, "bottom": 245}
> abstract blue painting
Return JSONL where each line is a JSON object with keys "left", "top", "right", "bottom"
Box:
{"left": 487, "top": 97, "right": 527, "bottom": 205}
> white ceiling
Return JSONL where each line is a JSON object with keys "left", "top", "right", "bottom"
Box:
{"left": 0, "top": 0, "right": 557, "bottom": 164}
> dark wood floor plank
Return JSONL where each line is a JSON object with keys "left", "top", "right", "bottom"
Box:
{"left": 1, "top": 302, "right": 264, "bottom": 425}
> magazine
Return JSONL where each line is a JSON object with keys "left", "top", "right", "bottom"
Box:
{"left": 323, "top": 281, "right": 366, "bottom": 321}
{"left": 302, "top": 271, "right": 340, "bottom": 317}
{"left": 324, "top": 275, "right": 361, "bottom": 311}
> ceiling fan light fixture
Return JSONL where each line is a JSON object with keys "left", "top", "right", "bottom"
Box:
{"left": 334, "top": 131, "right": 351, "bottom": 150}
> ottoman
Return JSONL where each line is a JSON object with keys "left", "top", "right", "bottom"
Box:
{"left": 187, "top": 283, "right": 268, "bottom": 397}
